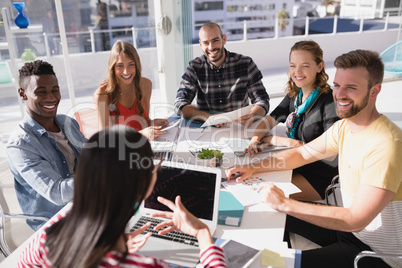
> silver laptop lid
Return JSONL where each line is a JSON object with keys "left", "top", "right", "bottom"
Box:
{"left": 140, "top": 161, "right": 221, "bottom": 233}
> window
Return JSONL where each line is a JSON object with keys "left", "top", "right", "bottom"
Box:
{"left": 249, "top": 5, "right": 269, "bottom": 11}
{"left": 227, "top": 6, "right": 236, "bottom": 12}
{"left": 195, "top": 20, "right": 223, "bottom": 31}
{"left": 384, "top": 0, "right": 401, "bottom": 8}
{"left": 195, "top": 2, "right": 224, "bottom": 11}
{"left": 236, "top": 17, "right": 252, "bottom": 21}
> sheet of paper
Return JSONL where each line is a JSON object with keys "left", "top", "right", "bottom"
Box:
{"left": 154, "top": 126, "right": 178, "bottom": 142}
{"left": 261, "top": 249, "right": 286, "bottom": 268}
{"left": 161, "top": 119, "right": 180, "bottom": 131}
{"left": 178, "top": 128, "right": 205, "bottom": 142}
{"left": 220, "top": 138, "right": 250, "bottom": 153}
{"left": 201, "top": 105, "right": 253, "bottom": 127}
{"left": 244, "top": 246, "right": 297, "bottom": 268}
{"left": 222, "top": 171, "right": 300, "bottom": 206}
{"left": 150, "top": 141, "right": 175, "bottom": 152}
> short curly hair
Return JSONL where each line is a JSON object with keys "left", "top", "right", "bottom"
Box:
{"left": 19, "top": 60, "right": 56, "bottom": 90}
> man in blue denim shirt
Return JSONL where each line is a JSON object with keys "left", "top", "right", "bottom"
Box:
{"left": 7, "top": 60, "right": 86, "bottom": 230}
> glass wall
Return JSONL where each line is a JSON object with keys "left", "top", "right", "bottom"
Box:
{"left": 0, "top": 0, "right": 157, "bottom": 59}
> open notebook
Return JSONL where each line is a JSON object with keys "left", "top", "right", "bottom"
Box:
{"left": 126, "top": 161, "right": 221, "bottom": 267}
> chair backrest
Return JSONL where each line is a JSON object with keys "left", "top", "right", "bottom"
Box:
{"left": 74, "top": 109, "right": 99, "bottom": 139}
{"left": 324, "top": 175, "right": 343, "bottom": 207}
{"left": 380, "top": 40, "right": 402, "bottom": 76}
{"left": 0, "top": 160, "right": 35, "bottom": 255}
{"left": 0, "top": 62, "right": 13, "bottom": 84}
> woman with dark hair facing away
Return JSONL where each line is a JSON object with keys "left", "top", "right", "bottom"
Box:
{"left": 244, "top": 40, "right": 339, "bottom": 201}
{"left": 94, "top": 40, "right": 168, "bottom": 140}
{"left": 18, "top": 127, "right": 226, "bottom": 267}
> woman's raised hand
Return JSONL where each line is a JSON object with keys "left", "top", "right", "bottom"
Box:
{"left": 151, "top": 196, "right": 214, "bottom": 249}
{"left": 125, "top": 222, "right": 152, "bottom": 253}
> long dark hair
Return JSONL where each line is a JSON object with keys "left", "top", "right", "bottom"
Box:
{"left": 45, "top": 126, "right": 154, "bottom": 267}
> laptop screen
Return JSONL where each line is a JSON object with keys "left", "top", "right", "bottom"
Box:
{"left": 144, "top": 165, "right": 217, "bottom": 221}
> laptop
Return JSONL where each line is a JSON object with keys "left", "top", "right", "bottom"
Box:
{"left": 126, "top": 161, "right": 222, "bottom": 267}
{"left": 152, "top": 117, "right": 183, "bottom": 161}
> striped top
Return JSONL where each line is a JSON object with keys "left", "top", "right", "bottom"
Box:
{"left": 17, "top": 210, "right": 227, "bottom": 268}
{"left": 327, "top": 116, "right": 402, "bottom": 267}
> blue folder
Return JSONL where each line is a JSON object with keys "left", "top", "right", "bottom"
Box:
{"left": 218, "top": 190, "right": 245, "bottom": 227}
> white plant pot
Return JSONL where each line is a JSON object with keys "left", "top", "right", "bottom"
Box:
{"left": 196, "top": 156, "right": 216, "bottom": 167}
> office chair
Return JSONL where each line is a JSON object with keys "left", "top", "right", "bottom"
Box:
{"left": 0, "top": 160, "right": 49, "bottom": 257}
{"left": 74, "top": 108, "right": 99, "bottom": 138}
{"left": 354, "top": 250, "right": 402, "bottom": 268}
{"left": 324, "top": 176, "right": 402, "bottom": 267}
{"left": 324, "top": 175, "right": 341, "bottom": 206}
{"left": 380, "top": 40, "right": 402, "bottom": 76}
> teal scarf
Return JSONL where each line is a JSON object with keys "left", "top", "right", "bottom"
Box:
{"left": 285, "top": 89, "right": 320, "bottom": 139}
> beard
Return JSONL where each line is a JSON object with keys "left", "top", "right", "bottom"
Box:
{"left": 205, "top": 46, "right": 225, "bottom": 63}
{"left": 336, "top": 90, "right": 370, "bottom": 119}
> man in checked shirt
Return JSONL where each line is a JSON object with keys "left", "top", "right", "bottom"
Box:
{"left": 174, "top": 22, "right": 270, "bottom": 127}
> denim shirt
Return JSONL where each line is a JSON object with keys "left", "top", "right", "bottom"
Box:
{"left": 6, "top": 112, "right": 86, "bottom": 230}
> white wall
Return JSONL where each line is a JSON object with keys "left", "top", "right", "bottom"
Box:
{"left": 219, "top": 29, "right": 400, "bottom": 71}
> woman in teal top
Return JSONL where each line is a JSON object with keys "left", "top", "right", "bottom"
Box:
{"left": 246, "top": 40, "right": 339, "bottom": 201}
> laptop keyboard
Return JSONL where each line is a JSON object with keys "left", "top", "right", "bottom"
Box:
{"left": 130, "top": 216, "right": 199, "bottom": 247}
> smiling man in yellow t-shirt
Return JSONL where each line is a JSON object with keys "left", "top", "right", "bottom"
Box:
{"left": 226, "top": 50, "right": 402, "bottom": 268}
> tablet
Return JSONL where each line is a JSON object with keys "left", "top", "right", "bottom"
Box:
{"left": 234, "top": 144, "right": 290, "bottom": 157}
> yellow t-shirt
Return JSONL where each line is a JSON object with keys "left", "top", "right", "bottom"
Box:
{"left": 326, "top": 115, "right": 402, "bottom": 267}
{"left": 327, "top": 115, "right": 402, "bottom": 199}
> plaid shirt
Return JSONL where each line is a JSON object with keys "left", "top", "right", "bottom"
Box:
{"left": 174, "top": 49, "right": 270, "bottom": 115}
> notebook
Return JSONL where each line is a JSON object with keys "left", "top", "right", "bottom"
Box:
{"left": 126, "top": 161, "right": 222, "bottom": 267}
{"left": 152, "top": 117, "right": 183, "bottom": 161}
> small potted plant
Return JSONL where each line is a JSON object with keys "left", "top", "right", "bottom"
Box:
{"left": 196, "top": 148, "right": 216, "bottom": 167}
{"left": 212, "top": 149, "right": 224, "bottom": 167}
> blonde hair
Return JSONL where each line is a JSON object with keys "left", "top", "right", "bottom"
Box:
{"left": 286, "top": 40, "right": 330, "bottom": 98}
{"left": 102, "top": 40, "right": 144, "bottom": 121}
